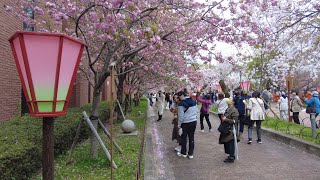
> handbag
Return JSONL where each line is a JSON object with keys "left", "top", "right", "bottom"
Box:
{"left": 218, "top": 122, "right": 232, "bottom": 135}
{"left": 306, "top": 106, "right": 316, "bottom": 114}
{"left": 243, "top": 114, "right": 251, "bottom": 126}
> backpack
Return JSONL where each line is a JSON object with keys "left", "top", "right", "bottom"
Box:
{"left": 261, "top": 91, "right": 269, "bottom": 101}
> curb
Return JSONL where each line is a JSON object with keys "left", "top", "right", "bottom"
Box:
{"left": 144, "top": 105, "right": 157, "bottom": 180}
{"left": 210, "top": 111, "right": 320, "bottom": 158}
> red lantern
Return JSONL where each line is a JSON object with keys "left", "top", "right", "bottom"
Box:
{"left": 9, "top": 31, "right": 85, "bottom": 117}
{"left": 240, "top": 81, "right": 251, "bottom": 92}
{"left": 216, "top": 84, "right": 222, "bottom": 92}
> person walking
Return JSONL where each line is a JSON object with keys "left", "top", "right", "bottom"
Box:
{"left": 170, "top": 93, "right": 181, "bottom": 152}
{"left": 149, "top": 93, "right": 153, "bottom": 107}
{"left": 245, "top": 91, "right": 265, "bottom": 144}
{"left": 290, "top": 92, "right": 305, "bottom": 124}
{"left": 177, "top": 89, "right": 198, "bottom": 159}
{"left": 156, "top": 91, "right": 165, "bottom": 121}
{"left": 278, "top": 92, "right": 289, "bottom": 120}
{"left": 304, "top": 91, "right": 320, "bottom": 128}
{"left": 216, "top": 93, "right": 228, "bottom": 122}
{"left": 261, "top": 89, "right": 272, "bottom": 110}
{"left": 219, "top": 98, "right": 239, "bottom": 163}
{"left": 198, "top": 94, "right": 212, "bottom": 132}
{"left": 234, "top": 91, "right": 246, "bottom": 139}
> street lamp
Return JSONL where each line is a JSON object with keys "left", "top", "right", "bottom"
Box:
{"left": 9, "top": 31, "right": 85, "bottom": 179}
{"left": 240, "top": 81, "right": 251, "bottom": 92}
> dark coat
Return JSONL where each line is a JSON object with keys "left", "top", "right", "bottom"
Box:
{"left": 219, "top": 106, "right": 239, "bottom": 144}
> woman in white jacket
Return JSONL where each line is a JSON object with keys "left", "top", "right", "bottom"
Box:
{"left": 278, "top": 93, "right": 288, "bottom": 120}
{"left": 156, "top": 91, "right": 165, "bottom": 121}
{"left": 246, "top": 91, "right": 265, "bottom": 144}
{"left": 215, "top": 93, "right": 228, "bottom": 122}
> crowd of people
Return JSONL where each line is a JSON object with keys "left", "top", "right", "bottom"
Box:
{"left": 147, "top": 88, "right": 320, "bottom": 163}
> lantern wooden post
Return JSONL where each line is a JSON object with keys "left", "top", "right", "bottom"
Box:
{"left": 287, "top": 76, "right": 293, "bottom": 122}
{"left": 43, "top": 117, "right": 54, "bottom": 180}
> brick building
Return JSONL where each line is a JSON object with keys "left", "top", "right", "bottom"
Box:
{"left": 0, "top": 1, "right": 112, "bottom": 122}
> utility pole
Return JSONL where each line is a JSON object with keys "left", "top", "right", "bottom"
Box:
{"left": 286, "top": 75, "right": 293, "bottom": 122}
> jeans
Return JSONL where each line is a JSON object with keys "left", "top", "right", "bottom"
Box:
{"left": 292, "top": 112, "right": 300, "bottom": 124}
{"left": 280, "top": 110, "right": 288, "bottom": 120}
{"left": 200, "top": 113, "right": 212, "bottom": 130}
{"left": 224, "top": 139, "right": 235, "bottom": 158}
{"left": 248, "top": 120, "right": 262, "bottom": 140}
{"left": 181, "top": 121, "right": 197, "bottom": 156}
{"left": 238, "top": 113, "right": 245, "bottom": 133}
{"left": 309, "top": 113, "right": 319, "bottom": 129}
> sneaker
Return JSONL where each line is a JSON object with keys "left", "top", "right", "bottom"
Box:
{"left": 247, "top": 139, "right": 252, "bottom": 144}
{"left": 257, "top": 140, "right": 262, "bottom": 144}
{"left": 199, "top": 130, "right": 204, "bottom": 133}
{"left": 174, "top": 146, "right": 181, "bottom": 152}
{"left": 177, "top": 152, "right": 187, "bottom": 158}
{"left": 223, "top": 158, "right": 234, "bottom": 163}
{"left": 188, "top": 155, "right": 194, "bottom": 159}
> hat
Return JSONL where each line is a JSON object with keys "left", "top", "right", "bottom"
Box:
{"left": 312, "top": 91, "right": 319, "bottom": 97}
{"left": 226, "top": 98, "right": 233, "bottom": 105}
{"left": 177, "top": 91, "right": 187, "bottom": 96}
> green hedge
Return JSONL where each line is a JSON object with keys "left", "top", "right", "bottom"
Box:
{"left": 0, "top": 102, "right": 109, "bottom": 179}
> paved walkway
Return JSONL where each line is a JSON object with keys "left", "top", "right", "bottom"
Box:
{"left": 145, "top": 105, "right": 320, "bottom": 180}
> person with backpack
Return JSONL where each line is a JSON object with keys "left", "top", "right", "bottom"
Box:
{"left": 303, "top": 91, "right": 320, "bottom": 128}
{"left": 177, "top": 89, "right": 198, "bottom": 159}
{"left": 233, "top": 91, "right": 246, "bottom": 139}
{"left": 198, "top": 94, "right": 212, "bottom": 132}
{"left": 261, "top": 89, "right": 272, "bottom": 110}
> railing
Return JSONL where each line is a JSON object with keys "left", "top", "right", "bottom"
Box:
{"left": 263, "top": 116, "right": 320, "bottom": 144}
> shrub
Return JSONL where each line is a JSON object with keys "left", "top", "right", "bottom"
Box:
{"left": 0, "top": 102, "right": 109, "bottom": 179}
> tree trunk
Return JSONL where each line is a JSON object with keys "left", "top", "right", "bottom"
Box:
{"left": 115, "top": 75, "right": 125, "bottom": 122}
{"left": 90, "top": 88, "right": 101, "bottom": 157}
{"left": 219, "top": 80, "right": 230, "bottom": 98}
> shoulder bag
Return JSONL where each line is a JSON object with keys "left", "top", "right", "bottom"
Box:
{"left": 306, "top": 100, "right": 316, "bottom": 114}
{"left": 218, "top": 122, "right": 232, "bottom": 135}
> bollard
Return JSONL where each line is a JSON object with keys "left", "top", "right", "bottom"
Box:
{"left": 310, "top": 113, "right": 316, "bottom": 138}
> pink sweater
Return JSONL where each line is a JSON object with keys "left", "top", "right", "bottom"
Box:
{"left": 198, "top": 97, "right": 212, "bottom": 113}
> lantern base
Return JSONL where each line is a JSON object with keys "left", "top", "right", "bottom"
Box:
{"left": 30, "top": 112, "right": 66, "bottom": 117}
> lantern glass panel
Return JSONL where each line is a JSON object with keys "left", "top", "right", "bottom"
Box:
{"left": 24, "top": 35, "right": 59, "bottom": 103}
{"left": 38, "top": 102, "right": 53, "bottom": 112}
{"left": 56, "top": 102, "right": 64, "bottom": 111}
{"left": 13, "top": 38, "right": 32, "bottom": 101}
{"left": 57, "top": 38, "right": 82, "bottom": 101}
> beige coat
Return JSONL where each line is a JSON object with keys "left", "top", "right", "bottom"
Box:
{"left": 290, "top": 96, "right": 305, "bottom": 112}
{"left": 219, "top": 106, "right": 239, "bottom": 144}
{"left": 248, "top": 98, "right": 265, "bottom": 121}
